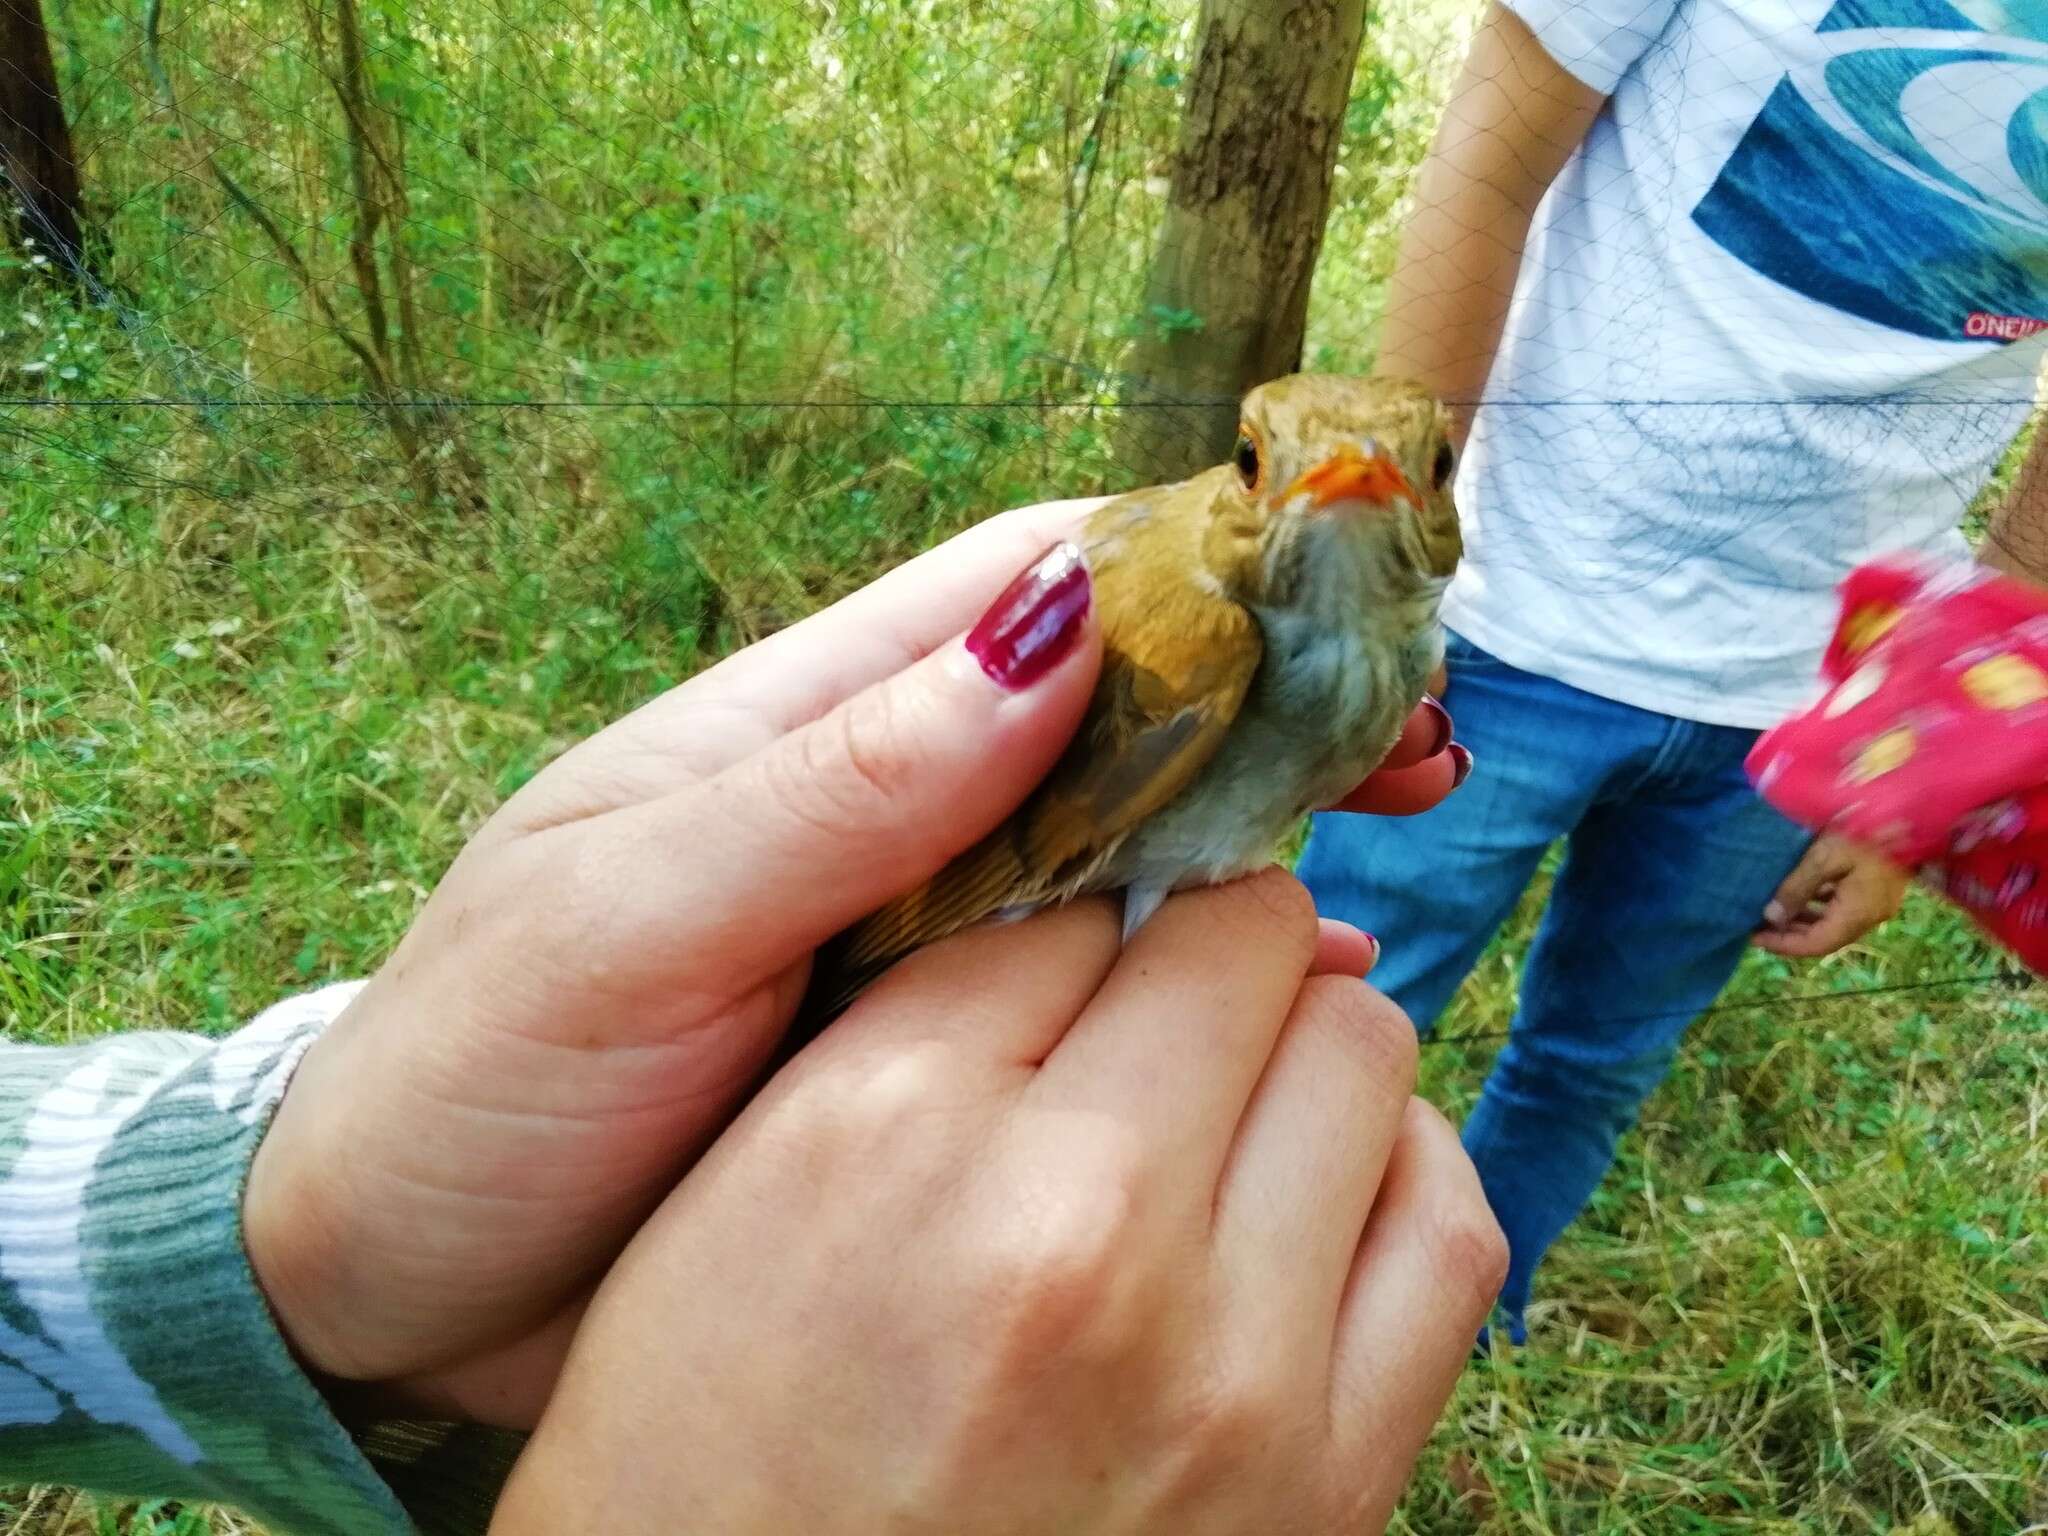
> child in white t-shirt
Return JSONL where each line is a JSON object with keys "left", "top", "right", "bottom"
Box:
{"left": 1302, "top": 0, "right": 2048, "bottom": 1343}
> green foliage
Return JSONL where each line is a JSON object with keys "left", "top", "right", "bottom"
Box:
{"left": 95, "top": 1501, "right": 215, "bottom": 1536}
{"left": 1397, "top": 875, "right": 2048, "bottom": 1533}
{"left": 4, "top": 0, "right": 2043, "bottom": 1531}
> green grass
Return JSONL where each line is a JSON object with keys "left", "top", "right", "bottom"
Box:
{"left": 1402, "top": 872, "right": 2047, "bottom": 1532}
{"left": 4, "top": 0, "right": 2045, "bottom": 1528}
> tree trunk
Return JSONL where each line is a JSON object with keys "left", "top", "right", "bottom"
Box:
{"left": 0, "top": 0, "right": 89, "bottom": 277}
{"left": 1116, "top": 0, "right": 1367, "bottom": 482}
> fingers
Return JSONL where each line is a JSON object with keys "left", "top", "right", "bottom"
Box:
{"left": 1326, "top": 747, "right": 1462, "bottom": 817}
{"left": 1029, "top": 869, "right": 1319, "bottom": 1185}
{"left": 497, "top": 499, "right": 1109, "bottom": 838}
{"left": 1312, "top": 918, "right": 1380, "bottom": 977}
{"left": 382, "top": 1293, "right": 592, "bottom": 1430}
{"left": 1755, "top": 835, "right": 1907, "bottom": 957}
{"left": 1761, "top": 837, "right": 1848, "bottom": 930}
{"left": 552, "top": 544, "right": 1103, "bottom": 996}
{"left": 822, "top": 896, "right": 1125, "bottom": 1069}
{"left": 803, "top": 902, "right": 1368, "bottom": 1075}
{"left": 1211, "top": 978, "right": 1419, "bottom": 1356}
{"left": 1330, "top": 1099, "right": 1506, "bottom": 1491}
{"left": 1320, "top": 699, "right": 1468, "bottom": 817}
{"left": 1753, "top": 859, "right": 1906, "bottom": 958}
{"left": 1751, "top": 912, "right": 1854, "bottom": 957}
{"left": 1377, "top": 697, "right": 1454, "bottom": 772}
{"left": 812, "top": 907, "right": 1373, "bottom": 1072}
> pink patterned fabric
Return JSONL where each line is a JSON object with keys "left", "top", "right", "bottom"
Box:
{"left": 1746, "top": 554, "right": 2048, "bottom": 973}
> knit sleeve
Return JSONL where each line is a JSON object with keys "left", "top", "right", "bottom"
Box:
{"left": 0, "top": 980, "right": 420, "bottom": 1536}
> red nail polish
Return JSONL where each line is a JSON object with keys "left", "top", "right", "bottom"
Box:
{"left": 966, "top": 542, "right": 1092, "bottom": 691}
{"left": 1362, "top": 932, "right": 1381, "bottom": 971}
{"left": 1449, "top": 743, "right": 1473, "bottom": 789}
{"left": 1421, "top": 696, "right": 1453, "bottom": 758}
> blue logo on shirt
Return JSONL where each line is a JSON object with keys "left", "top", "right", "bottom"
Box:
{"left": 1692, "top": 0, "right": 2048, "bottom": 341}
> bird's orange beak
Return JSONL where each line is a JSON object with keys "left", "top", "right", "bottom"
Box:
{"left": 1284, "top": 447, "right": 1420, "bottom": 513}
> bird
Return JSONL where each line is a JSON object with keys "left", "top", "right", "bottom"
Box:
{"left": 794, "top": 372, "right": 1463, "bottom": 1038}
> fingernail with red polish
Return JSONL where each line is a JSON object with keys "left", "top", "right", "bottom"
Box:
{"left": 1362, "top": 932, "right": 1381, "bottom": 972}
{"left": 1421, "top": 696, "right": 1453, "bottom": 758}
{"left": 1449, "top": 743, "right": 1473, "bottom": 789}
{"left": 966, "top": 542, "right": 1092, "bottom": 691}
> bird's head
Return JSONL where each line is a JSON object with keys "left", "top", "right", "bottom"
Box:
{"left": 1210, "top": 374, "right": 1462, "bottom": 613}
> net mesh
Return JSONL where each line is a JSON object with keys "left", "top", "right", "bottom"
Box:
{"left": 3, "top": 0, "right": 2045, "bottom": 1526}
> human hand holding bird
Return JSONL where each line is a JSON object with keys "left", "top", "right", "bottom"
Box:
{"left": 242, "top": 377, "right": 1467, "bottom": 1533}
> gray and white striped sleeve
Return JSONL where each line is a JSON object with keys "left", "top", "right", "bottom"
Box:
{"left": 0, "top": 980, "right": 417, "bottom": 1535}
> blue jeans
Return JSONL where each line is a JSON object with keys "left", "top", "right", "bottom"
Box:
{"left": 1297, "top": 630, "right": 1810, "bottom": 1342}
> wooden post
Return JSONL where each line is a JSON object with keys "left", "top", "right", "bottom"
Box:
{"left": 0, "top": 0, "right": 90, "bottom": 277}
{"left": 1117, "top": 0, "right": 1367, "bottom": 481}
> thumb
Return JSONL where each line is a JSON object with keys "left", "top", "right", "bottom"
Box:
{"left": 576, "top": 543, "right": 1100, "bottom": 991}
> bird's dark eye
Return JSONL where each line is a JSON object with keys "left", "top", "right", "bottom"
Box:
{"left": 1234, "top": 429, "right": 1261, "bottom": 491}
{"left": 1431, "top": 440, "right": 1456, "bottom": 490}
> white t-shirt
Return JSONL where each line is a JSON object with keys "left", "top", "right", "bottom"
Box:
{"left": 1444, "top": 0, "right": 2048, "bottom": 728}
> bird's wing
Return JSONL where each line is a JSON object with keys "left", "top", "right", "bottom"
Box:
{"left": 1011, "top": 566, "right": 1262, "bottom": 887}
{"left": 802, "top": 487, "right": 1263, "bottom": 1023}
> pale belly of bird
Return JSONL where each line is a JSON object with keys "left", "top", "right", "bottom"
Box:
{"left": 1093, "top": 634, "right": 1421, "bottom": 913}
